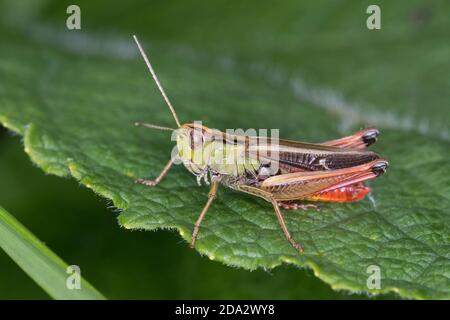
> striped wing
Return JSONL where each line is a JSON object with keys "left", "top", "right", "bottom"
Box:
{"left": 207, "top": 127, "right": 381, "bottom": 173}
{"left": 245, "top": 136, "right": 381, "bottom": 173}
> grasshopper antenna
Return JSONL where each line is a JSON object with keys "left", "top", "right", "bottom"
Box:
{"left": 133, "top": 35, "right": 181, "bottom": 128}
{"left": 134, "top": 122, "right": 174, "bottom": 131}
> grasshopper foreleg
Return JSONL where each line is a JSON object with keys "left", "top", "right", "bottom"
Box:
{"left": 136, "top": 158, "right": 174, "bottom": 187}
{"left": 190, "top": 181, "right": 219, "bottom": 248}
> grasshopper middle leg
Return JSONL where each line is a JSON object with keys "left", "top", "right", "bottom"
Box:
{"left": 238, "top": 185, "right": 304, "bottom": 253}
{"left": 190, "top": 181, "right": 219, "bottom": 248}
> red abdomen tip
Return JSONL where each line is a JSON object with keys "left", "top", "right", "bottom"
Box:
{"left": 310, "top": 184, "right": 371, "bottom": 203}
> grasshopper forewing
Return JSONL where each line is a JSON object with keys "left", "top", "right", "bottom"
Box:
{"left": 132, "top": 35, "right": 389, "bottom": 253}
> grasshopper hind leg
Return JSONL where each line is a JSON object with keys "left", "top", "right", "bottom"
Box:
{"left": 278, "top": 202, "right": 320, "bottom": 211}
{"left": 320, "top": 128, "right": 379, "bottom": 150}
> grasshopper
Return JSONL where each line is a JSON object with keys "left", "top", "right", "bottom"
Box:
{"left": 132, "top": 36, "right": 389, "bottom": 253}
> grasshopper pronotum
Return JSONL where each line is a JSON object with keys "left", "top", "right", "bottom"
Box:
{"left": 132, "top": 36, "right": 389, "bottom": 253}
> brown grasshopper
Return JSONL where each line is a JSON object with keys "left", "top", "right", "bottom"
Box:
{"left": 132, "top": 35, "right": 389, "bottom": 253}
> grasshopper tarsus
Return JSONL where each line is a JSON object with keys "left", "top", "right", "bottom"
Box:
{"left": 278, "top": 202, "right": 320, "bottom": 211}
{"left": 286, "top": 233, "right": 304, "bottom": 253}
{"left": 135, "top": 178, "right": 158, "bottom": 187}
{"left": 287, "top": 233, "right": 305, "bottom": 254}
{"left": 295, "top": 243, "right": 305, "bottom": 254}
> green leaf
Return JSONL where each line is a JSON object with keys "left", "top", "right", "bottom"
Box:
{"left": 0, "top": 206, "right": 105, "bottom": 300}
{"left": 1, "top": 136, "right": 370, "bottom": 300}
{"left": 1, "top": 1, "right": 450, "bottom": 300}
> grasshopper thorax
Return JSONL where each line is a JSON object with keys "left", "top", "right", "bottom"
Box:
{"left": 175, "top": 123, "right": 215, "bottom": 176}
{"left": 175, "top": 123, "right": 261, "bottom": 179}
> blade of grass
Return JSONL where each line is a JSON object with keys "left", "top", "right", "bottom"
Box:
{"left": 0, "top": 205, "right": 106, "bottom": 300}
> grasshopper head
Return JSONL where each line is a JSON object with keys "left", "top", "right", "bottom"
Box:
{"left": 175, "top": 123, "right": 215, "bottom": 175}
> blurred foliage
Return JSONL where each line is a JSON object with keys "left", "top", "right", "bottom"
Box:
{"left": 0, "top": 204, "right": 105, "bottom": 299}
